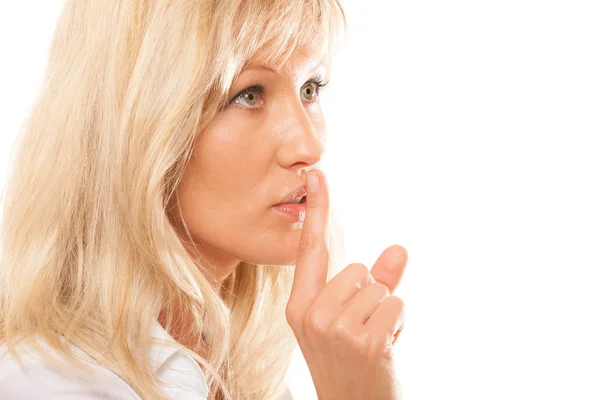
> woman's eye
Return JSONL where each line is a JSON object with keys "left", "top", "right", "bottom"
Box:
{"left": 301, "top": 82, "right": 319, "bottom": 102}
{"left": 232, "top": 87, "right": 263, "bottom": 107}
{"left": 229, "top": 79, "right": 326, "bottom": 110}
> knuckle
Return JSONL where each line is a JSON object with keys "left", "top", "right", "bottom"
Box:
{"left": 333, "top": 323, "right": 370, "bottom": 353}
{"left": 369, "top": 334, "right": 388, "bottom": 354}
{"left": 347, "top": 263, "right": 371, "bottom": 284}
{"left": 370, "top": 282, "right": 391, "bottom": 298}
{"left": 344, "top": 263, "right": 377, "bottom": 288}
{"left": 329, "top": 318, "right": 353, "bottom": 342}
{"left": 385, "top": 295, "right": 404, "bottom": 311}
{"left": 348, "top": 262, "right": 369, "bottom": 276}
{"left": 285, "top": 303, "right": 302, "bottom": 328}
{"left": 352, "top": 329, "right": 381, "bottom": 358}
{"left": 363, "top": 329, "right": 390, "bottom": 357}
{"left": 304, "top": 308, "right": 329, "bottom": 338}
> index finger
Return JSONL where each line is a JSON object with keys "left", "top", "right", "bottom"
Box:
{"left": 290, "top": 169, "right": 330, "bottom": 309}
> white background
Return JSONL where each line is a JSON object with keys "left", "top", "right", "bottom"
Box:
{"left": 1, "top": 1, "right": 599, "bottom": 400}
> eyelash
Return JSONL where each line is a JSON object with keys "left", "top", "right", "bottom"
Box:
{"left": 227, "top": 78, "right": 329, "bottom": 110}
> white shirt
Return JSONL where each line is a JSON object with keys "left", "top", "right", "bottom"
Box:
{"left": 0, "top": 320, "right": 294, "bottom": 399}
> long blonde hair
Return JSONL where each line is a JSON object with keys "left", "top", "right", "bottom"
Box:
{"left": 0, "top": 1, "right": 347, "bottom": 399}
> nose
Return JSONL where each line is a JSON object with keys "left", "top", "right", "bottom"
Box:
{"left": 276, "top": 96, "right": 326, "bottom": 170}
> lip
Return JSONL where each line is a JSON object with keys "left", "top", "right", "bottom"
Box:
{"left": 275, "top": 185, "right": 307, "bottom": 206}
{"left": 272, "top": 203, "right": 306, "bottom": 222}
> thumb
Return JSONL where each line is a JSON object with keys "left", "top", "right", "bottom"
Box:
{"left": 370, "top": 244, "right": 408, "bottom": 295}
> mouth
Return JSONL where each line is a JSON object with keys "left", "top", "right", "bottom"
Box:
{"left": 275, "top": 186, "right": 307, "bottom": 206}
{"left": 272, "top": 185, "right": 307, "bottom": 222}
{"left": 281, "top": 195, "right": 306, "bottom": 205}
{"left": 272, "top": 199, "right": 307, "bottom": 222}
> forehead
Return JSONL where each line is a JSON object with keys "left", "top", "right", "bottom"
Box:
{"left": 242, "top": 45, "right": 329, "bottom": 78}
{"left": 244, "top": 58, "right": 326, "bottom": 79}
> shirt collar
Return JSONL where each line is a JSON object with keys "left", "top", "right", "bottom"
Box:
{"left": 148, "top": 319, "right": 180, "bottom": 373}
{"left": 148, "top": 320, "right": 293, "bottom": 399}
{"left": 148, "top": 319, "right": 211, "bottom": 398}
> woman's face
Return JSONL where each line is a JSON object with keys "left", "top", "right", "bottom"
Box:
{"left": 169, "top": 49, "right": 328, "bottom": 283}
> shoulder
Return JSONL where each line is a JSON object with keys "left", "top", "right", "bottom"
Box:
{"left": 0, "top": 339, "right": 141, "bottom": 399}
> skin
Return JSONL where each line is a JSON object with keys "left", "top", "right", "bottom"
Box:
{"left": 161, "top": 47, "right": 329, "bottom": 346}
{"left": 168, "top": 48, "right": 328, "bottom": 287}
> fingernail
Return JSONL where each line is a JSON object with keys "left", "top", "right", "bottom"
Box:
{"left": 307, "top": 172, "right": 319, "bottom": 192}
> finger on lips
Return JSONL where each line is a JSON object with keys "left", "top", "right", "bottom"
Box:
{"left": 290, "top": 169, "right": 330, "bottom": 312}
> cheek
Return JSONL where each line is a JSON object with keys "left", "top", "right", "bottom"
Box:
{"left": 174, "top": 182, "right": 246, "bottom": 253}
{"left": 175, "top": 150, "right": 262, "bottom": 241}
{"left": 194, "top": 120, "right": 266, "bottom": 185}
{"left": 190, "top": 144, "right": 243, "bottom": 202}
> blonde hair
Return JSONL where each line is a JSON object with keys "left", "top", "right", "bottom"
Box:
{"left": 0, "top": 1, "right": 347, "bottom": 399}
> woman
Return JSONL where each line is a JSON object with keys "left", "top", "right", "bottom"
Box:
{"left": 0, "top": 0, "right": 408, "bottom": 399}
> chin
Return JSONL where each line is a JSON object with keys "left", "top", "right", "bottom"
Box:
{"left": 242, "top": 247, "right": 299, "bottom": 267}
{"left": 276, "top": 258, "right": 297, "bottom": 267}
{"left": 252, "top": 254, "right": 298, "bottom": 267}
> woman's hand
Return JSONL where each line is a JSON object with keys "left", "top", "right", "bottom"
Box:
{"left": 286, "top": 169, "right": 408, "bottom": 400}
